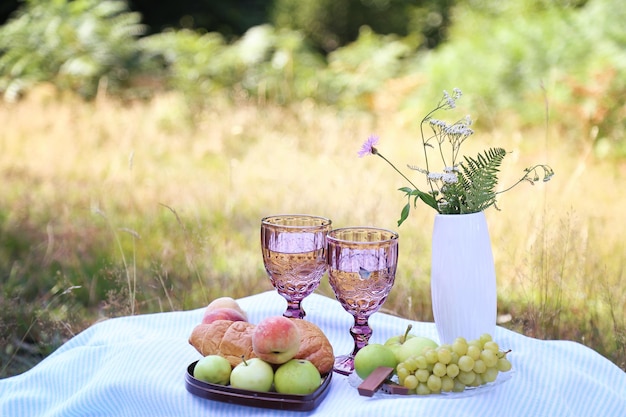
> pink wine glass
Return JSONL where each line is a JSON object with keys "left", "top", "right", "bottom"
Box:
{"left": 261, "top": 215, "right": 332, "bottom": 319}
{"left": 326, "top": 227, "right": 399, "bottom": 375}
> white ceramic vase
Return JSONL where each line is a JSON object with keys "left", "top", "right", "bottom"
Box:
{"left": 430, "top": 211, "right": 497, "bottom": 345}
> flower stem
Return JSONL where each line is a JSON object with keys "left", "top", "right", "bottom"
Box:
{"left": 419, "top": 107, "right": 442, "bottom": 197}
{"left": 376, "top": 152, "right": 423, "bottom": 193}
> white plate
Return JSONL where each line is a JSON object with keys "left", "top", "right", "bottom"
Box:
{"left": 348, "top": 367, "right": 514, "bottom": 399}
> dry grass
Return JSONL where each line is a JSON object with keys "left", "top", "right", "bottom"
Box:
{"left": 1, "top": 86, "right": 625, "bottom": 375}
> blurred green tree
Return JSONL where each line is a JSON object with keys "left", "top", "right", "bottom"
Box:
{"left": 270, "top": 0, "right": 455, "bottom": 52}
{"left": 0, "top": 0, "right": 20, "bottom": 24}
{"left": 126, "top": 0, "right": 270, "bottom": 37}
{"left": 0, "top": 0, "right": 149, "bottom": 100}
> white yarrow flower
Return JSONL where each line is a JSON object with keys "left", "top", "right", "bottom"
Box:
{"left": 442, "top": 173, "right": 458, "bottom": 184}
{"left": 428, "top": 172, "right": 444, "bottom": 181}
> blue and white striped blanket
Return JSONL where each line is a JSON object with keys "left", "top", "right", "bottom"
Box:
{"left": 1, "top": 291, "right": 624, "bottom": 417}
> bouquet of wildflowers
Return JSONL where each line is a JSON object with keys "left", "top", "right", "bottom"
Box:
{"left": 358, "top": 89, "right": 554, "bottom": 225}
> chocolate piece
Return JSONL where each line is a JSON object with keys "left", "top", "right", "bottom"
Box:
{"left": 357, "top": 367, "right": 395, "bottom": 397}
{"left": 381, "top": 382, "right": 409, "bottom": 395}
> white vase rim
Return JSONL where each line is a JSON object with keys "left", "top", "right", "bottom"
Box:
{"left": 435, "top": 211, "right": 484, "bottom": 217}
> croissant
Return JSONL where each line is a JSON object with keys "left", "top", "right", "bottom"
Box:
{"left": 189, "top": 318, "right": 334, "bottom": 374}
{"left": 289, "top": 318, "right": 335, "bottom": 375}
{"left": 189, "top": 320, "right": 257, "bottom": 367}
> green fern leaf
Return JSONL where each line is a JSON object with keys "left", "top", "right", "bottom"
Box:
{"left": 452, "top": 147, "right": 507, "bottom": 213}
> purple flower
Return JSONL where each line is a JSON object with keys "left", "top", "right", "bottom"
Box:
{"left": 358, "top": 135, "right": 380, "bottom": 157}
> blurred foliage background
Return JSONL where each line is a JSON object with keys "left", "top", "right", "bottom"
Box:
{"left": 1, "top": 0, "right": 625, "bottom": 378}
{"left": 2, "top": 0, "right": 623, "bottom": 151}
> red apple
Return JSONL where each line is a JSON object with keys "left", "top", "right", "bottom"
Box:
{"left": 252, "top": 316, "right": 301, "bottom": 364}
{"left": 204, "top": 297, "right": 248, "bottom": 320}
{"left": 202, "top": 307, "right": 247, "bottom": 325}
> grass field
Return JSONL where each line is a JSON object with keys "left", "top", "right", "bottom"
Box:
{"left": 1, "top": 86, "right": 625, "bottom": 377}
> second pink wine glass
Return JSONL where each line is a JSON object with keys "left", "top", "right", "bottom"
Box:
{"left": 326, "top": 227, "right": 399, "bottom": 375}
{"left": 261, "top": 215, "right": 332, "bottom": 319}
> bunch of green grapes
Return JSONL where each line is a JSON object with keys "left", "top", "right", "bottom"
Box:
{"left": 395, "top": 334, "right": 512, "bottom": 395}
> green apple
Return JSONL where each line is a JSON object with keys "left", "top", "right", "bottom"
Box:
{"left": 395, "top": 336, "right": 438, "bottom": 363}
{"left": 274, "top": 359, "right": 321, "bottom": 395}
{"left": 193, "top": 355, "right": 232, "bottom": 385}
{"left": 384, "top": 324, "right": 438, "bottom": 363}
{"left": 385, "top": 324, "right": 416, "bottom": 345}
{"left": 353, "top": 343, "right": 398, "bottom": 380}
{"left": 384, "top": 324, "right": 416, "bottom": 360}
{"left": 229, "top": 357, "right": 274, "bottom": 392}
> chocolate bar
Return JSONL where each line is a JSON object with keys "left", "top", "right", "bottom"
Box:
{"left": 357, "top": 367, "right": 395, "bottom": 397}
{"left": 381, "top": 382, "right": 409, "bottom": 395}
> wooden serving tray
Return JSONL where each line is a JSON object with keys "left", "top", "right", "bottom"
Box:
{"left": 185, "top": 361, "right": 333, "bottom": 411}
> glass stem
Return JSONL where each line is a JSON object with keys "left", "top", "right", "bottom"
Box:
{"left": 284, "top": 299, "right": 305, "bottom": 319}
{"left": 350, "top": 316, "right": 372, "bottom": 356}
